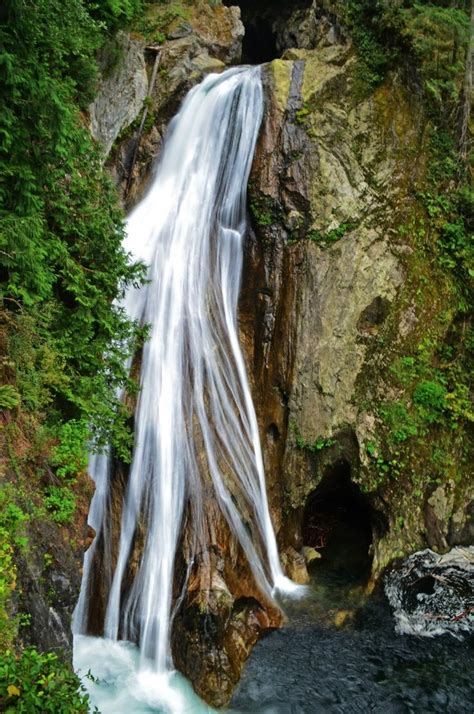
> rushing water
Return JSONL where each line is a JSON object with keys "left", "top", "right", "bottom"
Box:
{"left": 74, "top": 562, "right": 474, "bottom": 713}
{"left": 74, "top": 65, "right": 296, "bottom": 712}
{"left": 231, "top": 567, "right": 474, "bottom": 713}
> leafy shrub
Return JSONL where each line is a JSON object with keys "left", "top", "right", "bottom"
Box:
{"left": 0, "top": 649, "right": 91, "bottom": 713}
{"left": 44, "top": 486, "right": 76, "bottom": 525}
{"left": 413, "top": 380, "right": 447, "bottom": 423}
{"left": 0, "top": 386, "right": 20, "bottom": 411}
{"left": 0, "top": 500, "right": 28, "bottom": 547}
{"left": 51, "top": 420, "right": 89, "bottom": 479}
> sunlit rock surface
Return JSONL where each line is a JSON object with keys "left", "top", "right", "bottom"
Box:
{"left": 90, "top": 32, "right": 149, "bottom": 157}
{"left": 91, "top": 0, "right": 244, "bottom": 201}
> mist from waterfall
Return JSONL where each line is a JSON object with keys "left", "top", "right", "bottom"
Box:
{"left": 74, "top": 66, "right": 295, "bottom": 708}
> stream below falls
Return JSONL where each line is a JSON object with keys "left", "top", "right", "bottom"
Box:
{"left": 74, "top": 562, "right": 474, "bottom": 714}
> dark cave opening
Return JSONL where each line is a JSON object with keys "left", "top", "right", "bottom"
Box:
{"left": 302, "top": 460, "right": 374, "bottom": 583}
{"left": 241, "top": 17, "right": 278, "bottom": 65}
{"left": 222, "top": 0, "right": 291, "bottom": 64}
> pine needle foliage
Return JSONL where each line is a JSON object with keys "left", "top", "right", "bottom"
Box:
{"left": 0, "top": 0, "right": 146, "bottom": 457}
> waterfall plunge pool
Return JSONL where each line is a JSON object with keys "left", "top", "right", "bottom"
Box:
{"left": 74, "top": 574, "right": 474, "bottom": 714}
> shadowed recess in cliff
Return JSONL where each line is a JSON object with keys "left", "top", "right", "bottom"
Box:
{"left": 302, "top": 460, "right": 375, "bottom": 583}
{"left": 223, "top": 0, "right": 310, "bottom": 63}
{"left": 73, "top": 65, "right": 297, "bottom": 712}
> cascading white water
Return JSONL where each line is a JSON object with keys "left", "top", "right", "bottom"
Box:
{"left": 74, "top": 65, "right": 296, "bottom": 709}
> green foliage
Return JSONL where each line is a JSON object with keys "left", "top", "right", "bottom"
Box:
{"left": 0, "top": 487, "right": 29, "bottom": 650}
{"left": 295, "top": 104, "right": 311, "bottom": 125}
{"left": 332, "top": 1, "right": 471, "bottom": 106}
{"left": 0, "top": 531, "right": 17, "bottom": 651}
{"left": 379, "top": 401, "right": 418, "bottom": 443}
{"left": 51, "top": 420, "right": 89, "bottom": 479}
{"left": 86, "top": 0, "right": 144, "bottom": 30}
{"left": 439, "top": 188, "right": 474, "bottom": 298}
{"left": 390, "top": 355, "right": 418, "bottom": 386}
{"left": 0, "top": 496, "right": 29, "bottom": 549}
{"left": 136, "top": 2, "right": 190, "bottom": 42}
{"left": 250, "top": 193, "right": 276, "bottom": 228}
{"left": 0, "top": 386, "right": 20, "bottom": 411}
{"left": 374, "top": 309, "right": 472, "bottom": 490}
{"left": 0, "top": 0, "right": 145, "bottom": 458}
{"left": 0, "top": 648, "right": 91, "bottom": 712}
{"left": 291, "top": 423, "right": 336, "bottom": 452}
{"left": 413, "top": 380, "right": 447, "bottom": 423}
{"left": 415, "top": 136, "right": 473, "bottom": 307}
{"left": 307, "top": 221, "right": 356, "bottom": 245}
{"left": 400, "top": 3, "right": 470, "bottom": 105}
{"left": 389, "top": 330, "right": 471, "bottom": 425}
{"left": 44, "top": 486, "right": 76, "bottom": 524}
{"left": 364, "top": 441, "right": 402, "bottom": 490}
{"left": 344, "top": 1, "right": 398, "bottom": 88}
{"left": 0, "top": 2, "right": 148, "bottom": 692}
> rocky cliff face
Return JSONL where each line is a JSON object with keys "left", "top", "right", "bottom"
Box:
{"left": 245, "top": 39, "right": 472, "bottom": 581}
{"left": 244, "top": 44, "right": 423, "bottom": 571}
{"left": 91, "top": 0, "right": 244, "bottom": 206}
{"left": 85, "top": 0, "right": 472, "bottom": 707}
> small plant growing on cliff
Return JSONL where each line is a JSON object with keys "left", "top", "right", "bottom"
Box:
{"left": 51, "top": 420, "right": 89, "bottom": 480}
{"left": 307, "top": 221, "right": 356, "bottom": 246}
{"left": 295, "top": 103, "right": 311, "bottom": 125}
{"left": 379, "top": 401, "right": 418, "bottom": 444}
{"left": 291, "top": 422, "right": 336, "bottom": 452}
{"left": 413, "top": 380, "right": 447, "bottom": 424}
{"left": 0, "top": 386, "right": 20, "bottom": 412}
{"left": 365, "top": 442, "right": 401, "bottom": 489}
{"left": 44, "top": 486, "right": 76, "bottom": 525}
{"left": 250, "top": 196, "right": 273, "bottom": 228}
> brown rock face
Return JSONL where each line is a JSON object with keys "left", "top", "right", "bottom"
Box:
{"left": 240, "top": 35, "right": 472, "bottom": 594}
{"left": 239, "top": 46, "right": 409, "bottom": 575}
{"left": 171, "top": 500, "right": 281, "bottom": 707}
{"left": 83, "top": 3, "right": 473, "bottom": 707}
{"left": 94, "top": 0, "right": 244, "bottom": 206}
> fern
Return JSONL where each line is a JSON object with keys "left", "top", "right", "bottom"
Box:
{"left": 0, "top": 385, "right": 20, "bottom": 411}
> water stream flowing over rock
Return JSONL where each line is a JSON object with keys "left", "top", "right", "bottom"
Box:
{"left": 74, "top": 65, "right": 296, "bottom": 712}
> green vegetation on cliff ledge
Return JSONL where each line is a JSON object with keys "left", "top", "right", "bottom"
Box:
{"left": 0, "top": 0, "right": 147, "bottom": 456}
{"left": 328, "top": 0, "right": 471, "bottom": 104}
{"left": 0, "top": 0, "right": 150, "bottom": 705}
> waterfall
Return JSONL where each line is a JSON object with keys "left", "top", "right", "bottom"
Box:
{"left": 74, "top": 64, "right": 294, "bottom": 690}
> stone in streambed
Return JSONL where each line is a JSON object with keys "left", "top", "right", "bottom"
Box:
{"left": 280, "top": 546, "right": 310, "bottom": 584}
{"left": 302, "top": 546, "right": 322, "bottom": 564}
